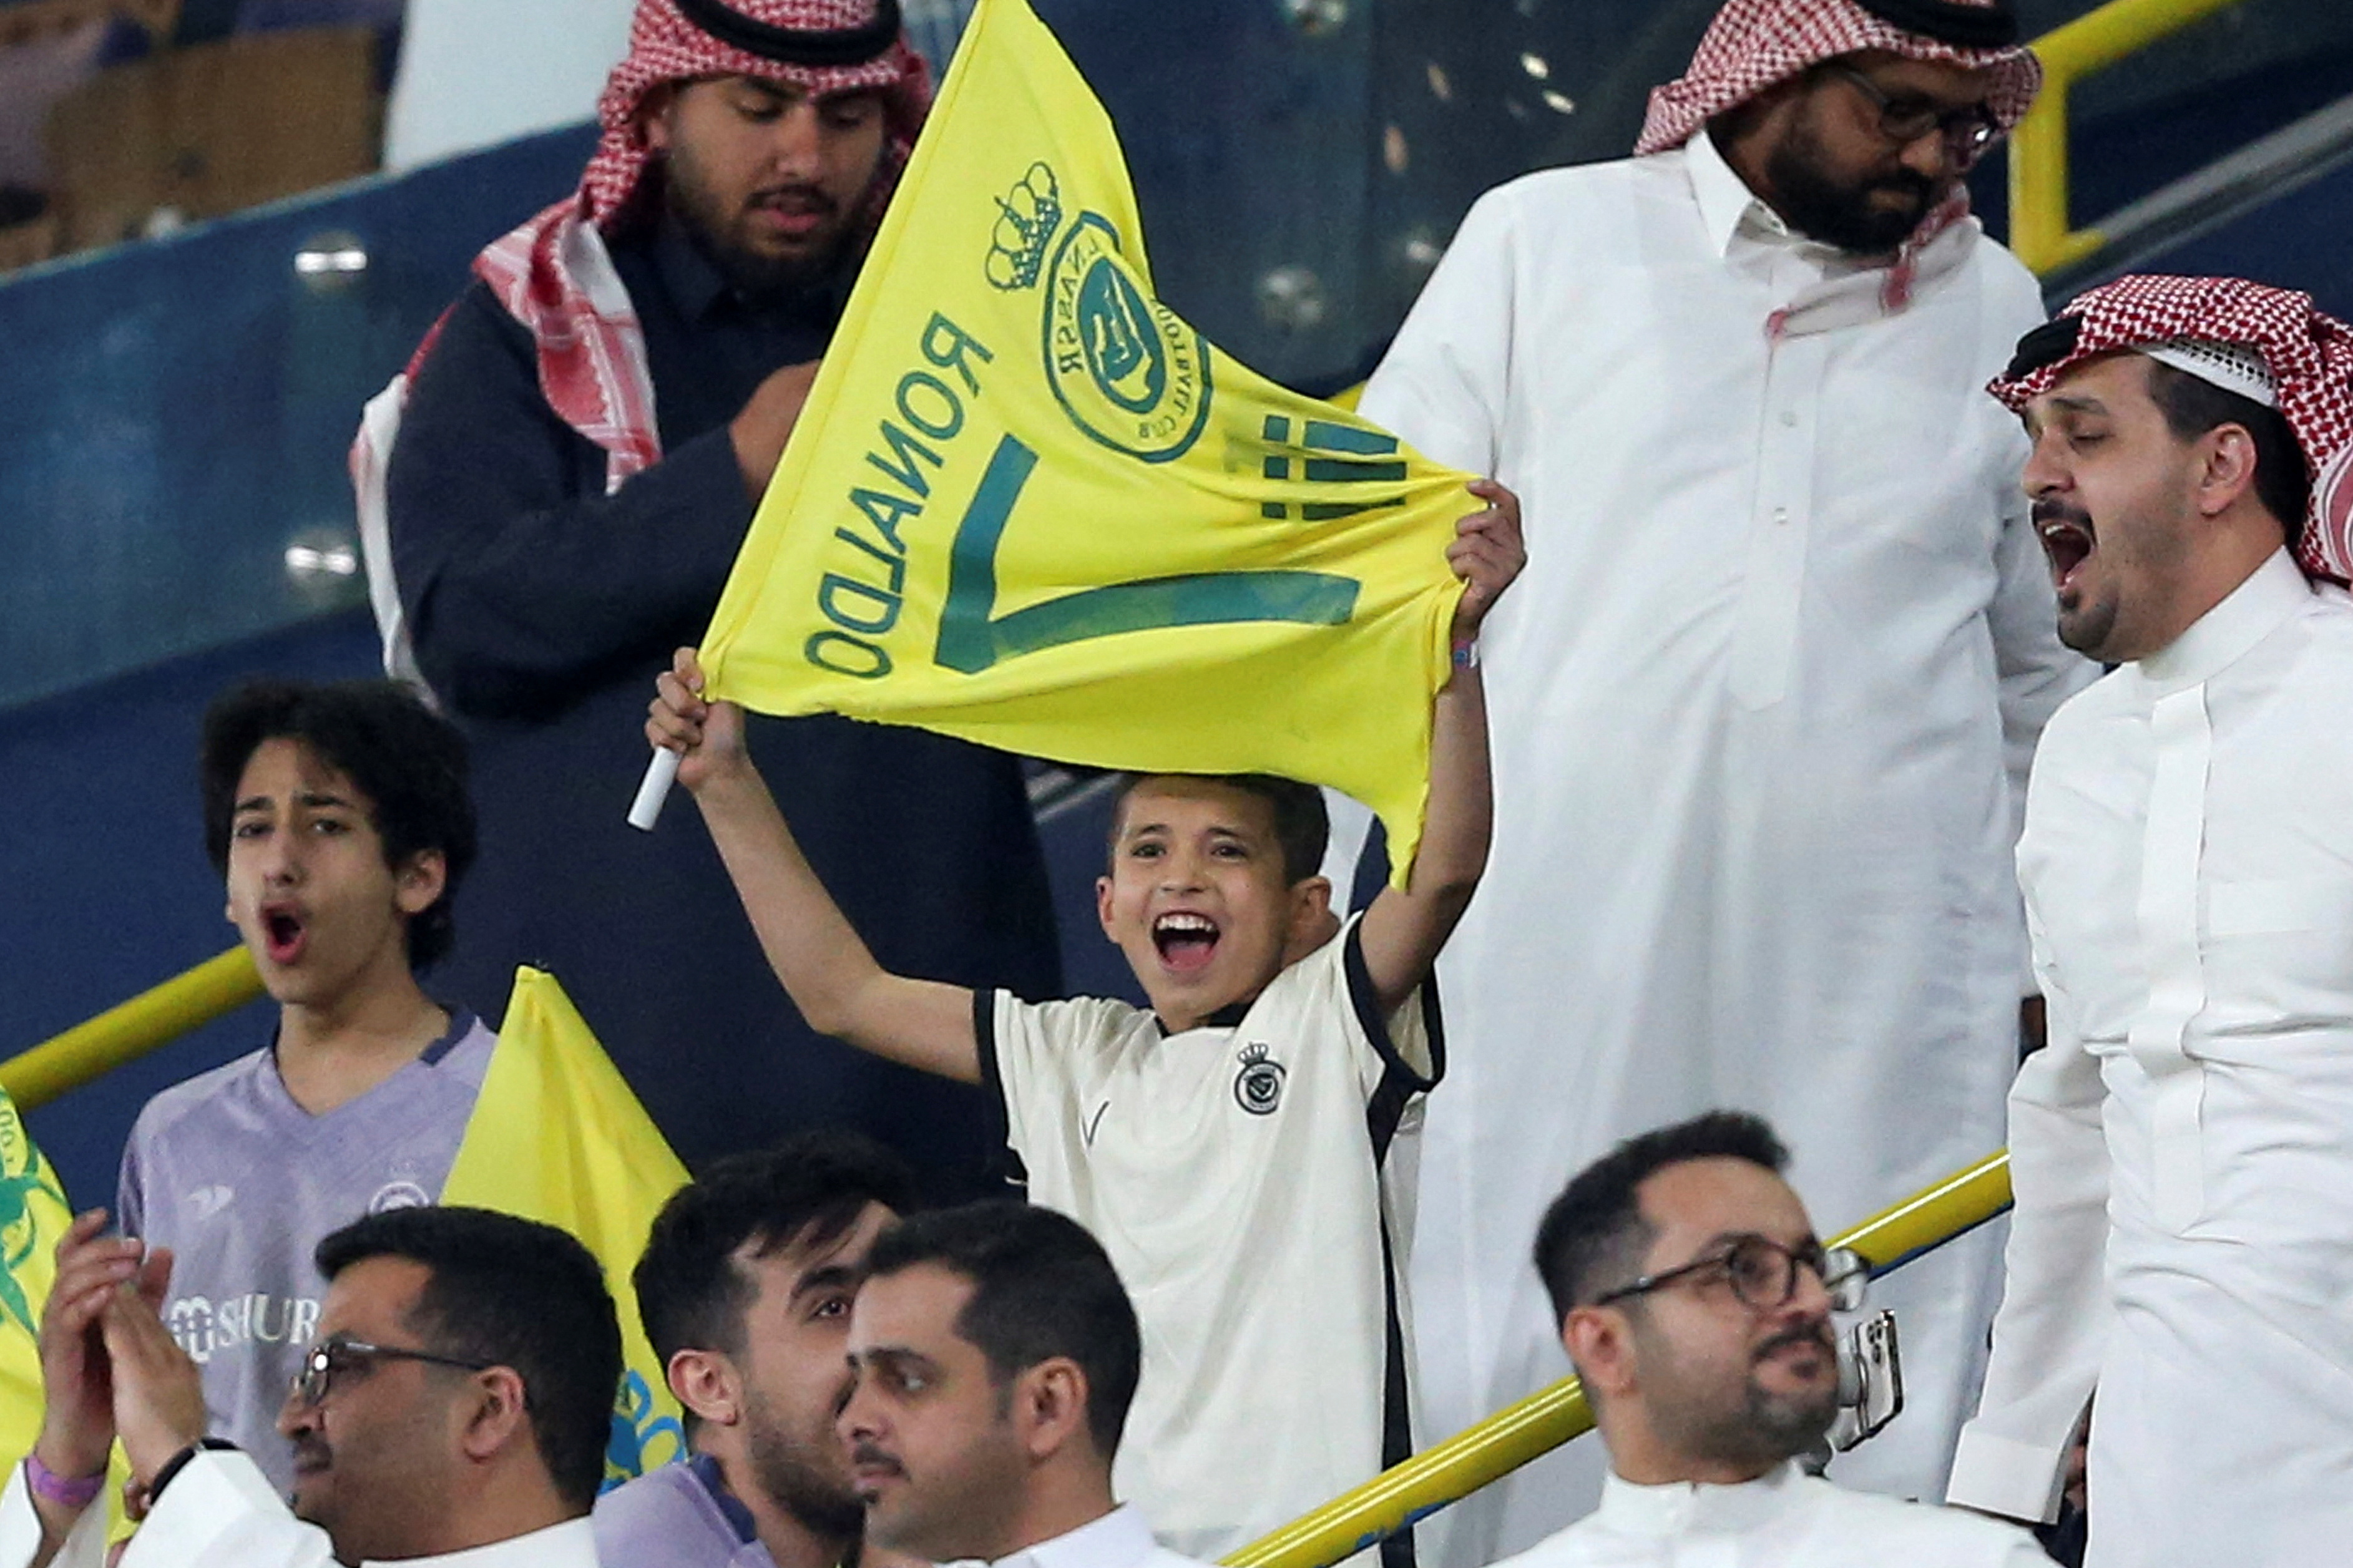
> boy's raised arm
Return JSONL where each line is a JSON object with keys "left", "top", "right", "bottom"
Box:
{"left": 1358, "top": 479, "right": 1523, "bottom": 1015}
{"left": 648, "top": 649, "right": 982, "bottom": 1083}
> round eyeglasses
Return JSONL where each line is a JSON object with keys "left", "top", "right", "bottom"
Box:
{"left": 1590, "top": 1234, "right": 1870, "bottom": 1315}
{"left": 1821, "top": 61, "right": 2001, "bottom": 158}
{"left": 290, "top": 1335, "right": 496, "bottom": 1408}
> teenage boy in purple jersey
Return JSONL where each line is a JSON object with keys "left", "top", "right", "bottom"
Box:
{"left": 112, "top": 679, "right": 491, "bottom": 1496}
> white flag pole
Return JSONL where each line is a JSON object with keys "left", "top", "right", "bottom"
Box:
{"left": 627, "top": 747, "right": 681, "bottom": 832}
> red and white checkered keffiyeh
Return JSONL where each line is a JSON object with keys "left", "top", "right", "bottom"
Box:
{"left": 1987, "top": 273, "right": 2353, "bottom": 583}
{"left": 1636, "top": 0, "right": 2039, "bottom": 318}
{"left": 353, "top": 0, "right": 931, "bottom": 690}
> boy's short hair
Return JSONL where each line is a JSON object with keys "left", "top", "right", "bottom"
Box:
{"left": 1107, "top": 773, "right": 1329, "bottom": 886}
{"left": 200, "top": 679, "right": 476, "bottom": 969}
{"left": 634, "top": 1129, "right": 916, "bottom": 1369}
{"left": 315, "top": 1205, "right": 620, "bottom": 1511}
{"left": 1531, "top": 1111, "right": 1791, "bottom": 1325}
{"left": 865, "top": 1201, "right": 1142, "bottom": 1459}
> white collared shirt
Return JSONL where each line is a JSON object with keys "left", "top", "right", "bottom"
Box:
{"left": 990, "top": 1506, "right": 1213, "bottom": 1568}
{"left": 0, "top": 1450, "right": 601, "bottom": 1568}
{"left": 1491, "top": 1461, "right": 2042, "bottom": 1566}
{"left": 1338, "top": 118, "right": 2087, "bottom": 1548}
{"left": 1952, "top": 550, "right": 2353, "bottom": 1564}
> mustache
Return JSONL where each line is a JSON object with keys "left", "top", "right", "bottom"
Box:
{"left": 1753, "top": 1322, "right": 1836, "bottom": 1364}
{"left": 752, "top": 182, "right": 839, "bottom": 212}
{"left": 2032, "top": 495, "right": 2095, "bottom": 531}
{"left": 848, "top": 1441, "right": 904, "bottom": 1477}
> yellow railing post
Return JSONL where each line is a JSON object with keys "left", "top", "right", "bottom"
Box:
{"left": 2, "top": 947, "right": 263, "bottom": 1112}
{"left": 1223, "top": 1153, "right": 2015, "bottom": 1568}
{"left": 2010, "top": 0, "right": 2247, "bottom": 274}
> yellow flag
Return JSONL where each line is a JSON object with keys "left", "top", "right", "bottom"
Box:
{"left": 441, "top": 968, "right": 691, "bottom": 1488}
{"left": 700, "top": 0, "right": 1473, "bottom": 880}
{"left": 0, "top": 1093, "right": 71, "bottom": 1466}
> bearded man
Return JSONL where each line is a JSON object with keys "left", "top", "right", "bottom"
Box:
{"left": 1331, "top": 2, "right": 2092, "bottom": 1553}
{"left": 357, "top": 0, "right": 1060, "bottom": 1187}
{"left": 1947, "top": 276, "right": 2353, "bottom": 1567}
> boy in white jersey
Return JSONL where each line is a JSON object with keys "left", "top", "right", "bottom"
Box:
{"left": 109, "top": 679, "right": 491, "bottom": 1498}
{"left": 647, "top": 482, "right": 1522, "bottom": 1560}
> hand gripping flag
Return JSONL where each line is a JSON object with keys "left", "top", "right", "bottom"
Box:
{"left": 698, "top": 0, "right": 1475, "bottom": 880}
{"left": 441, "top": 968, "right": 692, "bottom": 1488}
{"left": 0, "top": 1091, "right": 71, "bottom": 1468}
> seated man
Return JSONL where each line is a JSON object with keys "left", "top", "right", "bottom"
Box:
{"left": 838, "top": 1202, "right": 1205, "bottom": 1568}
{"left": 7, "top": 1203, "right": 619, "bottom": 1567}
{"left": 1505, "top": 1113, "right": 2045, "bottom": 1566}
{"left": 118, "top": 678, "right": 491, "bottom": 1494}
{"left": 597, "top": 1131, "right": 916, "bottom": 1568}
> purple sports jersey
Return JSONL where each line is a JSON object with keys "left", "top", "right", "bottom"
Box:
{"left": 594, "top": 1455, "right": 778, "bottom": 1568}
{"left": 115, "top": 1012, "right": 494, "bottom": 1493}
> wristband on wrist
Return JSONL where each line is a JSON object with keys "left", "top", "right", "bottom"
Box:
{"left": 24, "top": 1453, "right": 104, "bottom": 1509}
{"left": 147, "top": 1439, "right": 238, "bottom": 1507}
{"left": 1450, "top": 638, "right": 1481, "bottom": 670}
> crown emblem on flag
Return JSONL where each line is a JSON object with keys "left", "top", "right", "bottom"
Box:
{"left": 987, "top": 162, "right": 1064, "bottom": 291}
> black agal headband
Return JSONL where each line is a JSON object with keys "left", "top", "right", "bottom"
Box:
{"left": 672, "top": 0, "right": 903, "bottom": 66}
{"left": 1850, "top": 0, "right": 2019, "bottom": 50}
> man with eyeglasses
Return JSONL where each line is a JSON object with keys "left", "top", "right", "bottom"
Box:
{"left": 2, "top": 1205, "right": 619, "bottom": 1568}
{"left": 1329, "top": 1, "right": 2090, "bottom": 1554}
{"left": 1500, "top": 1111, "right": 2045, "bottom": 1566}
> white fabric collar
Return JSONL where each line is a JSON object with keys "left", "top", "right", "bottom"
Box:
{"left": 1593, "top": 1460, "right": 1803, "bottom": 1537}
{"left": 2138, "top": 547, "right": 2312, "bottom": 691}
{"left": 991, "top": 1506, "right": 1160, "bottom": 1568}
{"left": 1684, "top": 128, "right": 1783, "bottom": 259}
{"left": 371, "top": 1516, "right": 600, "bottom": 1567}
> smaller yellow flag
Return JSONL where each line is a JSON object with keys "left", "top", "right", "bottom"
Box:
{"left": 0, "top": 1091, "right": 72, "bottom": 1466}
{"left": 441, "top": 968, "right": 692, "bottom": 1487}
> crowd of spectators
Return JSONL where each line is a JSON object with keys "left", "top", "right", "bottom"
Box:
{"left": 12, "top": 2, "right": 2353, "bottom": 1567}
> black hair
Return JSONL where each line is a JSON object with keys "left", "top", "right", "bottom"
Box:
{"left": 199, "top": 679, "right": 476, "bottom": 969}
{"left": 1532, "top": 1111, "right": 1791, "bottom": 1325}
{"left": 864, "top": 1202, "right": 1140, "bottom": 1459}
{"left": 635, "top": 1129, "right": 916, "bottom": 1370}
{"left": 315, "top": 1206, "right": 620, "bottom": 1511}
{"left": 1107, "top": 773, "right": 1330, "bottom": 886}
{"left": 2144, "top": 359, "right": 2310, "bottom": 545}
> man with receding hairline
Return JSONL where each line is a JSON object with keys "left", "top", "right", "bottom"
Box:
{"left": 1947, "top": 275, "right": 2353, "bottom": 1566}
{"left": 1509, "top": 1111, "right": 2045, "bottom": 1566}
{"left": 4, "top": 1204, "right": 620, "bottom": 1568}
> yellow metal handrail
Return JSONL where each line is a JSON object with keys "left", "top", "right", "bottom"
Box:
{"left": 1224, "top": 1152, "right": 2015, "bottom": 1568}
{"left": 2010, "top": 0, "right": 2248, "bottom": 275}
{"left": 2, "top": 947, "right": 262, "bottom": 1112}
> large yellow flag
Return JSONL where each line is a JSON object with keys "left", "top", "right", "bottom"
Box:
{"left": 700, "top": 0, "right": 1474, "bottom": 879}
{"left": 441, "top": 968, "right": 690, "bottom": 1488}
{"left": 0, "top": 1092, "right": 71, "bottom": 1466}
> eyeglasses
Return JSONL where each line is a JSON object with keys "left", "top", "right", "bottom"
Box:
{"left": 1590, "top": 1234, "right": 1870, "bottom": 1314}
{"left": 1821, "top": 62, "right": 2001, "bottom": 157}
{"left": 290, "top": 1335, "right": 497, "bottom": 1408}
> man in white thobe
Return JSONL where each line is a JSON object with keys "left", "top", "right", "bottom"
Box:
{"left": 838, "top": 1204, "right": 1211, "bottom": 1568}
{"left": 1945, "top": 275, "right": 2353, "bottom": 1566}
{"left": 1336, "top": 1, "right": 2090, "bottom": 1554}
{"left": 4, "top": 1206, "right": 615, "bottom": 1568}
{"left": 1498, "top": 1110, "right": 2045, "bottom": 1567}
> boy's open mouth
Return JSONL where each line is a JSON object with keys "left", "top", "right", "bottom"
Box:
{"left": 260, "top": 903, "right": 308, "bottom": 965}
{"left": 1152, "top": 911, "right": 1220, "bottom": 974}
{"left": 2035, "top": 502, "right": 2096, "bottom": 597}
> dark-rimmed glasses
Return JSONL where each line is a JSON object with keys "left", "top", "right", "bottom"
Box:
{"left": 1590, "top": 1234, "right": 1869, "bottom": 1314}
{"left": 290, "top": 1335, "right": 497, "bottom": 1408}
{"left": 1821, "top": 62, "right": 2000, "bottom": 157}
